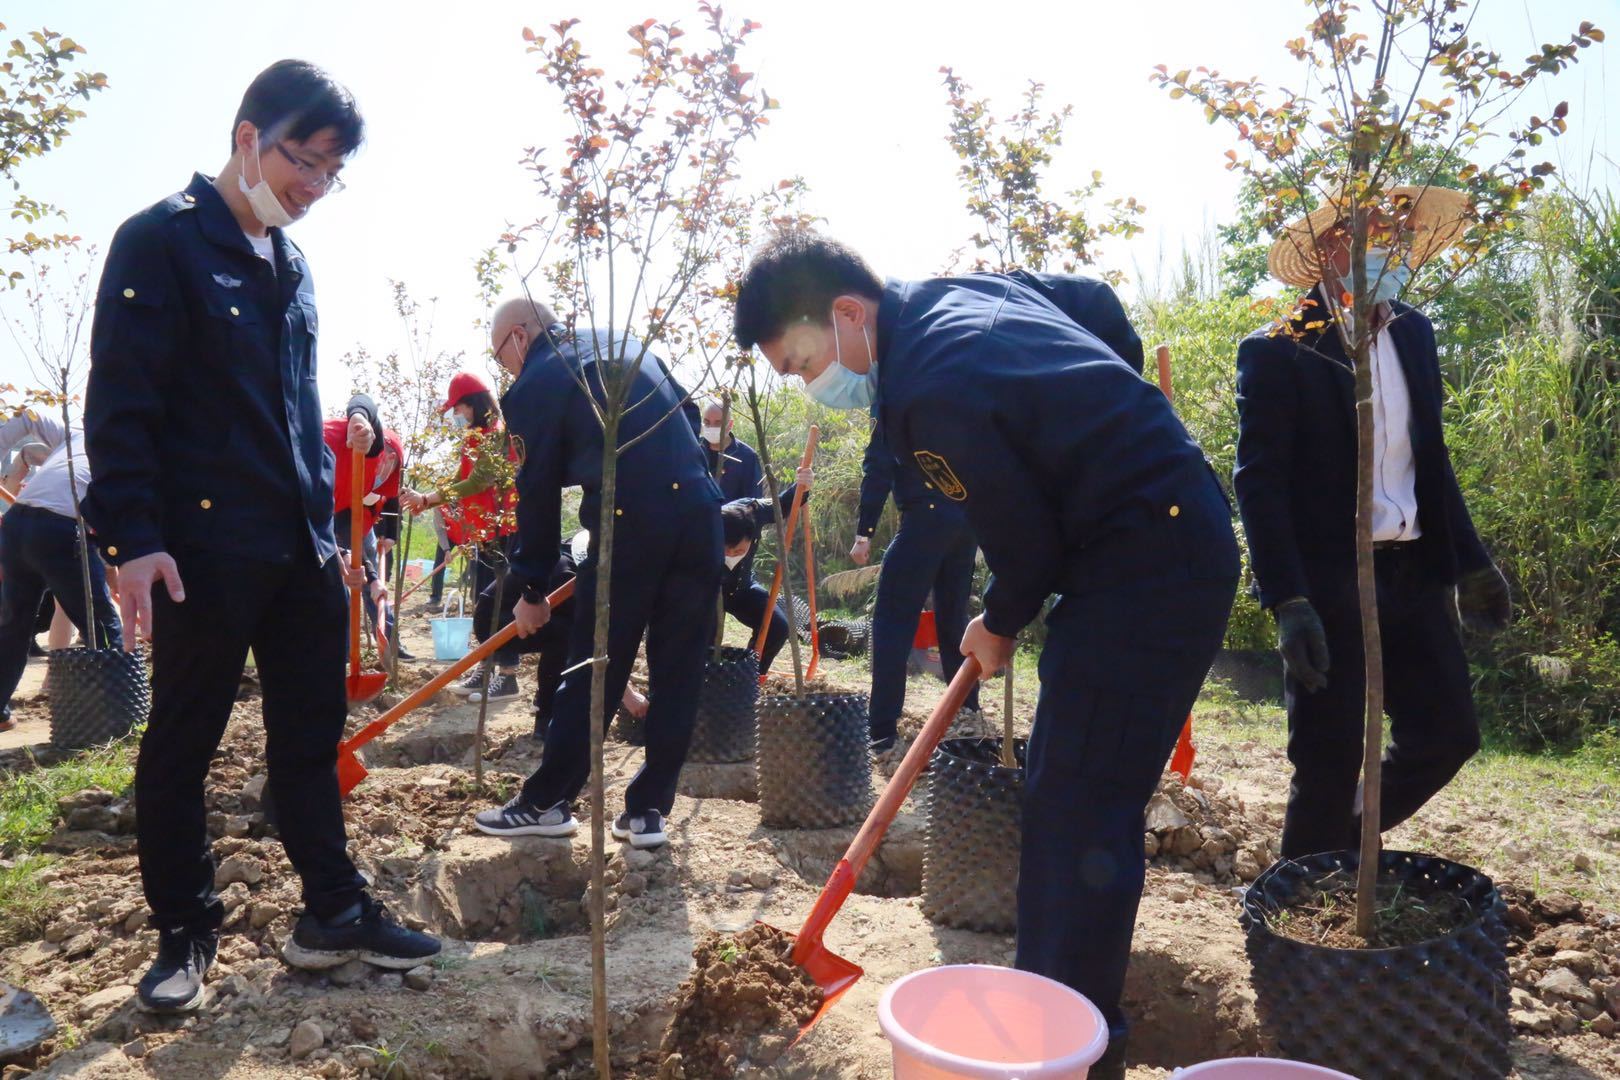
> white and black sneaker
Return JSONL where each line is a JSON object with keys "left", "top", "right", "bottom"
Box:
{"left": 469, "top": 671, "right": 520, "bottom": 704}
{"left": 282, "top": 896, "right": 440, "bottom": 972}
{"left": 474, "top": 797, "right": 577, "bottom": 838}
{"left": 137, "top": 926, "right": 217, "bottom": 1013}
{"left": 611, "top": 810, "right": 668, "bottom": 850}
{"left": 450, "top": 668, "right": 488, "bottom": 697}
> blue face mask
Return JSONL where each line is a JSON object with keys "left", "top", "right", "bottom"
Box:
{"left": 802, "top": 319, "right": 878, "bottom": 411}
{"left": 1363, "top": 247, "right": 1411, "bottom": 305}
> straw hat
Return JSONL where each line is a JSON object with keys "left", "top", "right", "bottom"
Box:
{"left": 1267, "top": 184, "right": 1472, "bottom": 289}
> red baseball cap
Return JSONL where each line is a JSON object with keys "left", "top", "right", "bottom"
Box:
{"left": 441, "top": 371, "right": 492, "bottom": 412}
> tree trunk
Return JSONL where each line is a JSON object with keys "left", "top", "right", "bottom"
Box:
{"left": 61, "top": 401, "right": 99, "bottom": 650}
{"left": 472, "top": 546, "right": 506, "bottom": 787}
{"left": 588, "top": 418, "right": 618, "bottom": 1080}
{"left": 1350, "top": 297, "right": 1386, "bottom": 941}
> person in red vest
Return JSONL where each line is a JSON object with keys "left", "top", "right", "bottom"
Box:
{"left": 400, "top": 372, "right": 520, "bottom": 701}
{"left": 324, "top": 406, "right": 409, "bottom": 659}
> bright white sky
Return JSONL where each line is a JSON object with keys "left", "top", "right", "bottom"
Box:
{"left": 3, "top": 0, "right": 1615, "bottom": 412}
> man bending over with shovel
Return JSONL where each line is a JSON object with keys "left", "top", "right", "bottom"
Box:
{"left": 733, "top": 233, "right": 1238, "bottom": 1078}
{"left": 85, "top": 60, "right": 439, "bottom": 1015}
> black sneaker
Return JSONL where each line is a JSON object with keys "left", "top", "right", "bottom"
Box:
{"left": 137, "top": 926, "right": 217, "bottom": 1013}
{"left": 611, "top": 810, "right": 668, "bottom": 850}
{"left": 474, "top": 797, "right": 577, "bottom": 838}
{"left": 394, "top": 644, "right": 417, "bottom": 661}
{"left": 469, "top": 671, "right": 520, "bottom": 704}
{"left": 450, "top": 668, "right": 487, "bottom": 697}
{"left": 282, "top": 896, "right": 440, "bottom": 972}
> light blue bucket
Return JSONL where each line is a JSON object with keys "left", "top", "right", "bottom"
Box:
{"left": 431, "top": 606, "right": 473, "bottom": 660}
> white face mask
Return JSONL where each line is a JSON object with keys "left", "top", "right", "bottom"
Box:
{"left": 701, "top": 425, "right": 723, "bottom": 445}
{"left": 724, "top": 553, "right": 746, "bottom": 570}
{"left": 237, "top": 130, "right": 294, "bottom": 229}
{"left": 450, "top": 413, "right": 470, "bottom": 430}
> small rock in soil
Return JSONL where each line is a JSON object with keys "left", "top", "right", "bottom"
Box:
{"left": 625, "top": 848, "right": 658, "bottom": 872}
{"left": 1537, "top": 967, "right": 1600, "bottom": 1006}
{"left": 290, "top": 1019, "right": 325, "bottom": 1060}
{"left": 404, "top": 965, "right": 434, "bottom": 991}
{"left": 327, "top": 958, "right": 372, "bottom": 987}
{"left": 622, "top": 872, "right": 648, "bottom": 897}
{"left": 1537, "top": 893, "right": 1583, "bottom": 922}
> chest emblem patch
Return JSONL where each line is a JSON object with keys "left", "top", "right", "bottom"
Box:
{"left": 213, "top": 273, "right": 243, "bottom": 289}
{"left": 913, "top": 451, "right": 967, "bottom": 501}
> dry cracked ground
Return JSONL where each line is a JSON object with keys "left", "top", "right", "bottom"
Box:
{"left": 2, "top": 603, "right": 1619, "bottom": 1079}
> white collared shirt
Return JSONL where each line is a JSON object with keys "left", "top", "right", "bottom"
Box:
{"left": 1367, "top": 317, "right": 1422, "bottom": 542}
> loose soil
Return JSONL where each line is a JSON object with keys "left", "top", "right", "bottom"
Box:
{"left": 644, "top": 925, "right": 821, "bottom": 1078}
{"left": 1264, "top": 873, "right": 1479, "bottom": 950}
{"left": 0, "top": 611, "right": 1617, "bottom": 1078}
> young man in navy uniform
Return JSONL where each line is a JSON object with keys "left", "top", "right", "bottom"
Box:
{"left": 1236, "top": 188, "right": 1511, "bottom": 859}
{"left": 734, "top": 233, "right": 1237, "bottom": 1076}
{"left": 86, "top": 60, "right": 439, "bottom": 1014}
{"left": 472, "top": 298, "right": 724, "bottom": 850}
{"left": 854, "top": 269, "right": 1144, "bottom": 755}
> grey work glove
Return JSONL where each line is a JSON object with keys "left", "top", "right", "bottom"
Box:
{"left": 1275, "top": 597, "right": 1330, "bottom": 693}
{"left": 1456, "top": 564, "right": 1511, "bottom": 634}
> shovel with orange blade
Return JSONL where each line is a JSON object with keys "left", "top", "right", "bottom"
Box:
{"left": 345, "top": 447, "right": 389, "bottom": 705}
{"left": 772, "top": 655, "right": 983, "bottom": 1033}
{"left": 336, "top": 578, "right": 575, "bottom": 796}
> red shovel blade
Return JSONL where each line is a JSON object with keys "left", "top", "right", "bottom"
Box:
{"left": 771, "top": 659, "right": 984, "bottom": 1037}
{"left": 347, "top": 670, "right": 389, "bottom": 704}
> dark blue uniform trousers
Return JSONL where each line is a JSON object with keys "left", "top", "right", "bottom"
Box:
{"left": 1015, "top": 481, "right": 1237, "bottom": 1039}
{"left": 0, "top": 505, "right": 124, "bottom": 712}
{"left": 868, "top": 511, "right": 979, "bottom": 744}
{"left": 723, "top": 578, "right": 789, "bottom": 670}
{"left": 521, "top": 501, "right": 723, "bottom": 816}
{"left": 138, "top": 547, "right": 367, "bottom": 933}
{"left": 1280, "top": 545, "right": 1479, "bottom": 859}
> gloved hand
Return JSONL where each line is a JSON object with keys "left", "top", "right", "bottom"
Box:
{"left": 1456, "top": 564, "right": 1511, "bottom": 634}
{"left": 1276, "top": 597, "right": 1330, "bottom": 693}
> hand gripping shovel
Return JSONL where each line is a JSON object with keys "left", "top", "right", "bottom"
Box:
{"left": 774, "top": 655, "right": 983, "bottom": 1034}
{"left": 755, "top": 425, "right": 819, "bottom": 679}
{"left": 346, "top": 447, "right": 389, "bottom": 705}
{"left": 336, "top": 578, "right": 575, "bottom": 796}
{"left": 1156, "top": 344, "right": 1198, "bottom": 781}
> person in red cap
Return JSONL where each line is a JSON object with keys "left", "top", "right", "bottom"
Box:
{"left": 401, "top": 372, "right": 521, "bottom": 700}
{"left": 325, "top": 405, "right": 409, "bottom": 660}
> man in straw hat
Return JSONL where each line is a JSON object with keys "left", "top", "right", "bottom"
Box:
{"left": 1234, "top": 184, "right": 1512, "bottom": 860}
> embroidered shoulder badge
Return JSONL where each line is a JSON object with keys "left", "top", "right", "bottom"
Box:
{"left": 913, "top": 450, "right": 967, "bottom": 501}
{"left": 213, "top": 273, "right": 243, "bottom": 289}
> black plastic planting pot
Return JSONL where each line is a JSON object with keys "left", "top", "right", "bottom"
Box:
{"left": 1242, "top": 849, "right": 1511, "bottom": 1079}
{"left": 816, "top": 617, "right": 871, "bottom": 659}
{"left": 922, "top": 736, "right": 1025, "bottom": 933}
{"left": 47, "top": 647, "right": 150, "bottom": 751}
{"left": 756, "top": 691, "right": 872, "bottom": 829}
{"left": 686, "top": 646, "right": 760, "bottom": 763}
{"left": 614, "top": 705, "right": 645, "bottom": 747}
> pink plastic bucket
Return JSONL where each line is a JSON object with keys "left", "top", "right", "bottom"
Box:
{"left": 1173, "top": 1059, "right": 1358, "bottom": 1078}
{"left": 878, "top": 964, "right": 1108, "bottom": 1079}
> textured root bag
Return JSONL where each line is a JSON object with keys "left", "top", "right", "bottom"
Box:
{"left": 816, "top": 617, "right": 871, "bottom": 659}
{"left": 1242, "top": 849, "right": 1511, "bottom": 1079}
{"left": 687, "top": 646, "right": 760, "bottom": 763}
{"left": 922, "top": 737, "right": 1025, "bottom": 933}
{"left": 756, "top": 692, "right": 872, "bottom": 829}
{"left": 47, "top": 647, "right": 150, "bottom": 750}
{"left": 615, "top": 705, "right": 645, "bottom": 746}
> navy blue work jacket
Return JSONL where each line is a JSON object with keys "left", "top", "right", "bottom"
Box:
{"left": 501, "top": 329, "right": 724, "bottom": 594}
{"left": 874, "top": 274, "right": 1221, "bottom": 638}
{"left": 85, "top": 173, "right": 344, "bottom": 566}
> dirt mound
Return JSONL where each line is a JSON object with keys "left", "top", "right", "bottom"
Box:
{"left": 1145, "top": 774, "right": 1278, "bottom": 885}
{"left": 648, "top": 925, "right": 822, "bottom": 1079}
{"left": 1501, "top": 884, "right": 1620, "bottom": 1040}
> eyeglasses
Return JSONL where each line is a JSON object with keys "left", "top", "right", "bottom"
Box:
{"left": 273, "top": 142, "right": 347, "bottom": 195}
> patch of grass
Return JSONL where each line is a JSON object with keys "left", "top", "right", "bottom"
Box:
{"left": 0, "top": 733, "right": 140, "bottom": 855}
{"left": 0, "top": 855, "right": 62, "bottom": 946}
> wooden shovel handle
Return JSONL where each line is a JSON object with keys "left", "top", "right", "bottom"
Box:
{"left": 341, "top": 578, "right": 576, "bottom": 756}
{"left": 753, "top": 425, "right": 820, "bottom": 658}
